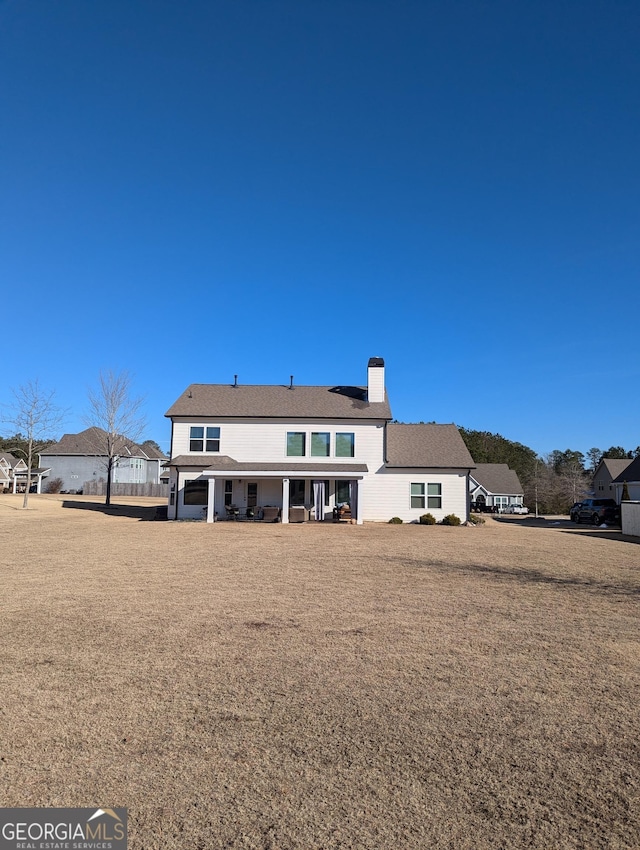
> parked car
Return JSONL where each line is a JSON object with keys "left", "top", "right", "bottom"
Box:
{"left": 569, "top": 502, "right": 584, "bottom": 522}
{"left": 511, "top": 504, "right": 529, "bottom": 514}
{"left": 574, "top": 498, "right": 620, "bottom": 526}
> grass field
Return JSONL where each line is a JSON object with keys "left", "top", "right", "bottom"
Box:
{"left": 1, "top": 494, "right": 639, "bottom": 849}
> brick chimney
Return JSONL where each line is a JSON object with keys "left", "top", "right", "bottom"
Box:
{"left": 367, "top": 357, "right": 385, "bottom": 403}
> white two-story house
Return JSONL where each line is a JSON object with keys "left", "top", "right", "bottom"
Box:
{"left": 165, "top": 358, "right": 475, "bottom": 524}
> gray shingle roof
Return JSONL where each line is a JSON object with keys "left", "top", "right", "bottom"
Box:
{"left": 470, "top": 463, "right": 523, "bottom": 495}
{"left": 600, "top": 458, "right": 633, "bottom": 479}
{"left": 385, "top": 424, "right": 475, "bottom": 468}
{"left": 168, "top": 455, "right": 368, "bottom": 474}
{"left": 165, "top": 384, "right": 392, "bottom": 420}
{"left": 0, "top": 452, "right": 22, "bottom": 468}
{"left": 611, "top": 456, "right": 640, "bottom": 483}
{"left": 40, "top": 427, "right": 146, "bottom": 458}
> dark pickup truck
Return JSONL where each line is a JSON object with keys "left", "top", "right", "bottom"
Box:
{"left": 573, "top": 498, "right": 620, "bottom": 526}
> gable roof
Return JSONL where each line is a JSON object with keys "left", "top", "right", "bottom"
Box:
{"left": 385, "top": 424, "right": 475, "bottom": 469}
{"left": 596, "top": 458, "right": 633, "bottom": 480}
{"left": 165, "top": 384, "right": 392, "bottom": 420}
{"left": 140, "top": 443, "right": 167, "bottom": 459}
{"left": 39, "top": 427, "right": 146, "bottom": 458}
{"left": 470, "top": 463, "right": 523, "bottom": 496}
{"left": 611, "top": 456, "right": 640, "bottom": 483}
{"left": 0, "top": 452, "right": 23, "bottom": 469}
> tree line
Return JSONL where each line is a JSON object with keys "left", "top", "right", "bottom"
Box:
{"left": 459, "top": 428, "right": 640, "bottom": 514}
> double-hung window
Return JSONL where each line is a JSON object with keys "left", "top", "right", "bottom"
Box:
{"left": 411, "top": 483, "right": 425, "bottom": 509}
{"left": 190, "top": 426, "right": 220, "bottom": 452}
{"left": 427, "top": 483, "right": 442, "bottom": 509}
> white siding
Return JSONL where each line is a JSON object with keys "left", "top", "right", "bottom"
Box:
{"left": 168, "top": 418, "right": 470, "bottom": 523}
{"left": 364, "top": 469, "right": 470, "bottom": 523}
{"left": 621, "top": 501, "right": 640, "bottom": 537}
{"left": 171, "top": 417, "right": 386, "bottom": 469}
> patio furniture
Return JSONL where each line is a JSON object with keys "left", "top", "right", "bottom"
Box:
{"left": 333, "top": 504, "right": 352, "bottom": 522}
{"left": 261, "top": 506, "right": 281, "bottom": 522}
{"left": 289, "top": 506, "right": 307, "bottom": 523}
{"left": 224, "top": 504, "right": 240, "bottom": 520}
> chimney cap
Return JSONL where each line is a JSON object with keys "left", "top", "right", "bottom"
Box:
{"left": 368, "top": 357, "right": 385, "bottom": 367}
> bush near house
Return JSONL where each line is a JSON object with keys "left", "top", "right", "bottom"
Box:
{"left": 45, "top": 477, "right": 63, "bottom": 494}
{"left": 441, "top": 514, "right": 461, "bottom": 526}
{"left": 388, "top": 517, "right": 403, "bottom": 524}
{"left": 467, "top": 514, "right": 486, "bottom": 525}
{"left": 419, "top": 513, "right": 437, "bottom": 525}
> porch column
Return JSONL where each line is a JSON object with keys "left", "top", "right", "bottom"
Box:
{"left": 356, "top": 478, "right": 364, "bottom": 525}
{"left": 281, "top": 478, "right": 289, "bottom": 524}
{"left": 36, "top": 473, "right": 42, "bottom": 495}
{"left": 206, "top": 477, "right": 216, "bottom": 523}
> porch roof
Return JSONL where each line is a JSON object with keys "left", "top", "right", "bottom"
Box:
{"left": 169, "top": 454, "right": 368, "bottom": 477}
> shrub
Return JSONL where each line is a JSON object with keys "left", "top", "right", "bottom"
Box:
{"left": 441, "top": 514, "right": 461, "bottom": 526}
{"left": 467, "top": 513, "right": 485, "bottom": 525}
{"left": 45, "top": 477, "right": 63, "bottom": 494}
{"left": 419, "top": 513, "right": 436, "bottom": 525}
{"left": 388, "top": 516, "right": 403, "bottom": 524}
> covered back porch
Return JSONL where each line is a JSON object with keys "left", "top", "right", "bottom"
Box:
{"left": 200, "top": 461, "right": 368, "bottom": 524}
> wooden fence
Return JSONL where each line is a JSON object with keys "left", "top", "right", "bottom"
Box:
{"left": 82, "top": 481, "right": 168, "bottom": 498}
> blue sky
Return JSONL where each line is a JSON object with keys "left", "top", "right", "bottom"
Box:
{"left": 1, "top": 0, "right": 638, "bottom": 457}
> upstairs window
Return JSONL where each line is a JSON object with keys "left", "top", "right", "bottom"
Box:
{"left": 336, "top": 432, "right": 355, "bottom": 458}
{"left": 287, "top": 432, "right": 306, "bottom": 456}
{"left": 190, "top": 426, "right": 220, "bottom": 452}
{"left": 311, "top": 432, "right": 330, "bottom": 457}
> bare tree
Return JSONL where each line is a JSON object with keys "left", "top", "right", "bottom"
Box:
{"left": 2, "top": 380, "right": 65, "bottom": 508}
{"left": 85, "top": 370, "right": 146, "bottom": 506}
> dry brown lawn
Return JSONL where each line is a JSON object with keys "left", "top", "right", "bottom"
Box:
{"left": 1, "top": 494, "right": 639, "bottom": 849}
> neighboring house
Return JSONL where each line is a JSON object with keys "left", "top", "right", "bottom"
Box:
{"left": 39, "top": 427, "right": 168, "bottom": 492}
{"left": 469, "top": 463, "right": 524, "bottom": 511}
{"left": 0, "top": 452, "right": 50, "bottom": 494}
{"left": 0, "top": 453, "right": 28, "bottom": 492}
{"left": 611, "top": 456, "right": 640, "bottom": 503}
{"left": 165, "top": 357, "right": 475, "bottom": 523}
{"left": 592, "top": 457, "right": 633, "bottom": 500}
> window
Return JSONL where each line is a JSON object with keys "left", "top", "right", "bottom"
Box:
{"left": 427, "top": 483, "right": 442, "bottom": 509}
{"left": 224, "top": 480, "right": 233, "bottom": 507}
{"left": 336, "top": 432, "right": 355, "bottom": 457}
{"left": 411, "top": 483, "right": 425, "bottom": 509}
{"left": 289, "top": 479, "right": 305, "bottom": 504}
{"left": 311, "top": 432, "right": 330, "bottom": 457}
{"left": 184, "top": 479, "right": 208, "bottom": 505}
{"left": 287, "top": 432, "right": 306, "bottom": 456}
{"left": 190, "top": 426, "right": 220, "bottom": 452}
{"left": 336, "top": 480, "right": 350, "bottom": 505}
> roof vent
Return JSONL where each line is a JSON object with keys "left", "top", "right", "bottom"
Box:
{"left": 233, "top": 374, "right": 238, "bottom": 387}
{"left": 289, "top": 375, "right": 294, "bottom": 389}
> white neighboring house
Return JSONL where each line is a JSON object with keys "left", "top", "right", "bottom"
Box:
{"left": 469, "top": 463, "right": 525, "bottom": 512}
{"left": 611, "top": 456, "right": 640, "bottom": 503}
{"left": 165, "top": 358, "right": 475, "bottom": 523}
{"left": 39, "top": 428, "right": 167, "bottom": 492}
{"left": 0, "top": 452, "right": 51, "bottom": 494}
{"left": 0, "top": 453, "right": 27, "bottom": 492}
